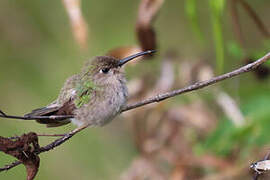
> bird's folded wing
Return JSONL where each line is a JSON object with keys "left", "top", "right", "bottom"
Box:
{"left": 24, "top": 106, "right": 60, "bottom": 117}
{"left": 24, "top": 100, "right": 76, "bottom": 127}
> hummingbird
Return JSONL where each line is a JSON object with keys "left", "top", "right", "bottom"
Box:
{"left": 24, "top": 50, "right": 155, "bottom": 130}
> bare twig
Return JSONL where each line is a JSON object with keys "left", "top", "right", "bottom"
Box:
{"left": 122, "top": 52, "right": 270, "bottom": 111}
{"left": 0, "top": 161, "right": 21, "bottom": 171}
{"left": 37, "top": 134, "right": 65, "bottom": 137}
{"left": 1, "top": 52, "right": 270, "bottom": 172}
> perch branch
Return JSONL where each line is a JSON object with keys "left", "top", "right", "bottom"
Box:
{"left": 1, "top": 51, "right": 270, "bottom": 172}
{"left": 122, "top": 52, "right": 270, "bottom": 111}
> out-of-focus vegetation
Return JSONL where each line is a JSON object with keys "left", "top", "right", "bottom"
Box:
{"left": 1, "top": 0, "right": 270, "bottom": 179}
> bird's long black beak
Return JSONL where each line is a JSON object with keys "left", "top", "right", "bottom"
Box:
{"left": 118, "top": 50, "right": 156, "bottom": 67}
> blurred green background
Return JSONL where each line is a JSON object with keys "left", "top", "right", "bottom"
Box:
{"left": 1, "top": 0, "right": 270, "bottom": 179}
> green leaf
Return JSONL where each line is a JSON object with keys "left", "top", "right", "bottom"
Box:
{"left": 196, "top": 95, "right": 270, "bottom": 157}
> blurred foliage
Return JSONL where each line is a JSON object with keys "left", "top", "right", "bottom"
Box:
{"left": 185, "top": 0, "right": 204, "bottom": 43}
{"left": 209, "top": 0, "right": 226, "bottom": 74}
{"left": 0, "top": 0, "right": 270, "bottom": 179}
{"left": 196, "top": 95, "right": 270, "bottom": 156}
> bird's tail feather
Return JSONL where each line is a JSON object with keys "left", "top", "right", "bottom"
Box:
{"left": 24, "top": 106, "right": 72, "bottom": 127}
{"left": 24, "top": 106, "right": 60, "bottom": 117}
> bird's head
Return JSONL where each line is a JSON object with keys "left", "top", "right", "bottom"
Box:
{"left": 80, "top": 50, "right": 155, "bottom": 86}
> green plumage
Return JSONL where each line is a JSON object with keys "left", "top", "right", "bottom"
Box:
{"left": 75, "top": 80, "right": 97, "bottom": 108}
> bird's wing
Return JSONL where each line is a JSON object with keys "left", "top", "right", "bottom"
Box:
{"left": 24, "top": 75, "right": 96, "bottom": 128}
{"left": 24, "top": 105, "right": 60, "bottom": 117}
{"left": 24, "top": 101, "right": 75, "bottom": 127}
{"left": 27, "top": 74, "right": 80, "bottom": 127}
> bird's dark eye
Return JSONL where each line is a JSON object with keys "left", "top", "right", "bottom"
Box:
{"left": 100, "top": 68, "right": 110, "bottom": 74}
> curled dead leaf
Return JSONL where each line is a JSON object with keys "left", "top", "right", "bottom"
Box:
{"left": 0, "top": 133, "right": 40, "bottom": 180}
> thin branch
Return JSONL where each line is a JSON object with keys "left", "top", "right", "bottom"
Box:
{"left": 0, "top": 161, "right": 21, "bottom": 171}
{"left": 37, "top": 134, "right": 65, "bottom": 137}
{"left": 122, "top": 52, "right": 270, "bottom": 112}
{"left": 1, "top": 52, "right": 270, "bottom": 172}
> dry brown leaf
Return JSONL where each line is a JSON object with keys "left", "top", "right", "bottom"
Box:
{"left": 0, "top": 133, "right": 40, "bottom": 180}
{"left": 136, "top": 0, "right": 164, "bottom": 51}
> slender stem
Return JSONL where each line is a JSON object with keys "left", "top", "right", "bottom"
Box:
{"left": 0, "top": 161, "right": 21, "bottom": 171}
{"left": 37, "top": 134, "right": 66, "bottom": 137}
{"left": 122, "top": 52, "right": 270, "bottom": 112}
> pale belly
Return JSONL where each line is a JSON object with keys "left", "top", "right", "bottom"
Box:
{"left": 72, "top": 84, "right": 128, "bottom": 127}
